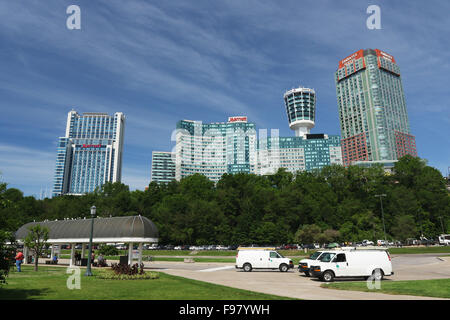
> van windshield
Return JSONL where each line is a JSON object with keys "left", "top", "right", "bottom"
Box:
{"left": 309, "top": 252, "right": 322, "bottom": 260}
{"left": 318, "top": 252, "right": 335, "bottom": 262}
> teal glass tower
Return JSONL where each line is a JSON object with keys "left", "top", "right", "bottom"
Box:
{"left": 335, "top": 49, "right": 417, "bottom": 166}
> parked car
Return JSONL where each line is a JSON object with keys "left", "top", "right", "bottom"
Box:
{"left": 406, "top": 238, "right": 419, "bottom": 246}
{"left": 281, "top": 244, "right": 298, "bottom": 250}
{"left": 309, "top": 248, "right": 393, "bottom": 282}
{"left": 236, "top": 249, "right": 294, "bottom": 272}
{"left": 301, "top": 244, "right": 316, "bottom": 249}
{"left": 377, "top": 240, "right": 388, "bottom": 246}
{"left": 361, "top": 240, "right": 374, "bottom": 246}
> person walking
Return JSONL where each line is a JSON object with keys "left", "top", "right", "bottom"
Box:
{"left": 15, "top": 250, "right": 24, "bottom": 272}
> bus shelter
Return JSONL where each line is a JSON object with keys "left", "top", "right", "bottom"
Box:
{"left": 15, "top": 215, "right": 159, "bottom": 266}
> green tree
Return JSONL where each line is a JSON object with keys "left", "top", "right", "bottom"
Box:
{"left": 294, "top": 224, "right": 321, "bottom": 244}
{"left": 391, "top": 215, "right": 418, "bottom": 241}
{"left": 0, "top": 231, "right": 16, "bottom": 284}
{"left": 24, "top": 224, "right": 49, "bottom": 271}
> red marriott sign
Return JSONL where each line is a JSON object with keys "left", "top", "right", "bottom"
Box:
{"left": 375, "top": 49, "right": 396, "bottom": 63}
{"left": 82, "top": 144, "right": 102, "bottom": 148}
{"left": 228, "top": 116, "right": 247, "bottom": 123}
{"left": 338, "top": 49, "right": 364, "bottom": 69}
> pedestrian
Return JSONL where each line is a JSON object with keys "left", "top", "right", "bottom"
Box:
{"left": 15, "top": 250, "right": 24, "bottom": 272}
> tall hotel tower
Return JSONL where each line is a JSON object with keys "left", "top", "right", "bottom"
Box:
{"left": 335, "top": 49, "right": 417, "bottom": 166}
{"left": 52, "top": 110, "right": 125, "bottom": 197}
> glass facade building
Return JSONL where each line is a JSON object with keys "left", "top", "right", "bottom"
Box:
{"left": 335, "top": 49, "right": 417, "bottom": 166}
{"left": 257, "top": 134, "right": 342, "bottom": 175}
{"left": 174, "top": 117, "right": 257, "bottom": 182}
{"left": 52, "top": 111, "right": 125, "bottom": 197}
{"left": 150, "top": 151, "right": 176, "bottom": 184}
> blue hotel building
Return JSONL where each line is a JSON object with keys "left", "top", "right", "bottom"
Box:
{"left": 52, "top": 110, "right": 125, "bottom": 197}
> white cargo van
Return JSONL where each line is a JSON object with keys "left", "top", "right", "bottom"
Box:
{"left": 235, "top": 248, "right": 294, "bottom": 272}
{"left": 298, "top": 251, "right": 329, "bottom": 276}
{"left": 438, "top": 234, "right": 450, "bottom": 245}
{"left": 309, "top": 248, "right": 393, "bottom": 282}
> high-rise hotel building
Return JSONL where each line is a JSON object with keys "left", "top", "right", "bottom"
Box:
{"left": 335, "top": 49, "right": 417, "bottom": 166}
{"left": 52, "top": 110, "right": 125, "bottom": 197}
{"left": 174, "top": 116, "right": 257, "bottom": 182}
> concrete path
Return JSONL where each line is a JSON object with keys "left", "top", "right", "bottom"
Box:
{"left": 29, "top": 255, "right": 450, "bottom": 300}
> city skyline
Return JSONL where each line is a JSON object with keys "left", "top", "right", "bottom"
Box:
{"left": 1, "top": 1, "right": 449, "bottom": 196}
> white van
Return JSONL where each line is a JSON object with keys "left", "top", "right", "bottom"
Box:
{"left": 298, "top": 251, "right": 329, "bottom": 276}
{"left": 309, "top": 248, "right": 393, "bottom": 282}
{"left": 438, "top": 234, "right": 450, "bottom": 245}
{"left": 236, "top": 248, "right": 294, "bottom": 272}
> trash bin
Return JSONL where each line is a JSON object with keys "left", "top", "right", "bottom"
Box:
{"left": 119, "top": 256, "right": 128, "bottom": 265}
{"left": 81, "top": 258, "right": 88, "bottom": 266}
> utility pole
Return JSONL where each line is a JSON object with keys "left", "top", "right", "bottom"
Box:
{"left": 375, "top": 194, "right": 387, "bottom": 245}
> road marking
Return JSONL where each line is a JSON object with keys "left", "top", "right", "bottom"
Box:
{"left": 198, "top": 266, "right": 235, "bottom": 272}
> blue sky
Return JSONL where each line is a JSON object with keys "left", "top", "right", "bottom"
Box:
{"left": 0, "top": 0, "right": 449, "bottom": 197}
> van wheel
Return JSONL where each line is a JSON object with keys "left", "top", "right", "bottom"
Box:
{"left": 243, "top": 263, "right": 252, "bottom": 272}
{"left": 372, "top": 269, "right": 384, "bottom": 281}
{"left": 322, "top": 271, "right": 334, "bottom": 282}
{"left": 279, "top": 264, "right": 288, "bottom": 272}
{"left": 304, "top": 271, "right": 310, "bottom": 277}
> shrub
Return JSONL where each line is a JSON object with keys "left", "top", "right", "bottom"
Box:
{"left": 97, "top": 269, "right": 159, "bottom": 280}
{"left": 110, "top": 262, "right": 145, "bottom": 275}
{"left": 98, "top": 245, "right": 119, "bottom": 256}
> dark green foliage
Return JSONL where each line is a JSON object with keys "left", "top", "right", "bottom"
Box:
{"left": 0, "top": 156, "right": 449, "bottom": 245}
{"left": 98, "top": 245, "right": 119, "bottom": 256}
{"left": 0, "top": 231, "right": 16, "bottom": 284}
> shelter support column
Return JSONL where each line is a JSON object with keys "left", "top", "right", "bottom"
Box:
{"left": 138, "top": 243, "right": 143, "bottom": 266}
{"left": 50, "top": 245, "right": 55, "bottom": 260}
{"left": 128, "top": 243, "right": 133, "bottom": 265}
{"left": 70, "top": 244, "right": 75, "bottom": 267}
{"left": 81, "top": 243, "right": 86, "bottom": 258}
{"left": 23, "top": 246, "right": 29, "bottom": 264}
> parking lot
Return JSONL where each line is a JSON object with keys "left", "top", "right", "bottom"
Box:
{"left": 150, "top": 254, "right": 450, "bottom": 300}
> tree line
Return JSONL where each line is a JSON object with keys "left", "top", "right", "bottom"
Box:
{"left": 1, "top": 155, "right": 449, "bottom": 245}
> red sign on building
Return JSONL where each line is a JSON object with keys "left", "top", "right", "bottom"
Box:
{"left": 228, "top": 116, "right": 247, "bottom": 123}
{"left": 82, "top": 144, "right": 102, "bottom": 148}
{"left": 338, "top": 49, "right": 364, "bottom": 69}
{"left": 375, "top": 49, "right": 396, "bottom": 63}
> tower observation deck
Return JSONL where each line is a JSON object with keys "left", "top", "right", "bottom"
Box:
{"left": 283, "top": 87, "right": 316, "bottom": 137}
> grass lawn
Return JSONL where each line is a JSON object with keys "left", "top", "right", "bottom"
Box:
{"left": 321, "top": 278, "right": 450, "bottom": 299}
{"left": 0, "top": 265, "right": 295, "bottom": 300}
{"left": 388, "top": 246, "right": 450, "bottom": 254}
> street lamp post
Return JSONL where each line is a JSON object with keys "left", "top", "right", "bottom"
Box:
{"left": 85, "top": 205, "right": 96, "bottom": 276}
{"left": 375, "top": 194, "right": 387, "bottom": 245}
{"left": 439, "top": 216, "right": 445, "bottom": 234}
